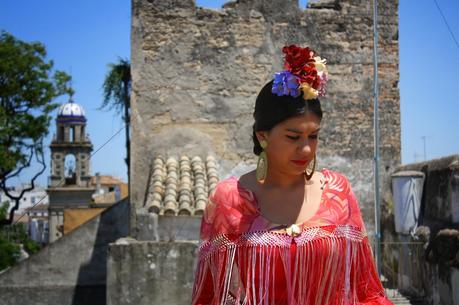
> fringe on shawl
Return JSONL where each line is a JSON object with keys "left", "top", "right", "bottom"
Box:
{"left": 190, "top": 225, "right": 393, "bottom": 305}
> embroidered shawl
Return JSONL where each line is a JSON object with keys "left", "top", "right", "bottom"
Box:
{"left": 190, "top": 168, "right": 393, "bottom": 305}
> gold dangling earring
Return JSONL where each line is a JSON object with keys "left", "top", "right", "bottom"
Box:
{"left": 304, "top": 155, "right": 316, "bottom": 181}
{"left": 256, "top": 140, "right": 268, "bottom": 182}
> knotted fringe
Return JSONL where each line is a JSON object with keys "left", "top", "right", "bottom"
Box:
{"left": 191, "top": 225, "right": 393, "bottom": 305}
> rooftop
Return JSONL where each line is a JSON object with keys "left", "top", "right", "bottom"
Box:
{"left": 90, "top": 175, "right": 126, "bottom": 186}
{"left": 144, "top": 155, "right": 219, "bottom": 216}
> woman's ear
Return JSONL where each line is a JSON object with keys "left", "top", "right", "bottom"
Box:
{"left": 255, "top": 131, "right": 268, "bottom": 143}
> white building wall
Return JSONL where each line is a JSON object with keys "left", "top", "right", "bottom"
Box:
{"left": 0, "top": 185, "right": 49, "bottom": 215}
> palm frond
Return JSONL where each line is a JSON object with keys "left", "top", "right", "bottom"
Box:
{"left": 100, "top": 58, "right": 131, "bottom": 115}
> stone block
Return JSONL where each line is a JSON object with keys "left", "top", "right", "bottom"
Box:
{"left": 107, "top": 240, "right": 198, "bottom": 305}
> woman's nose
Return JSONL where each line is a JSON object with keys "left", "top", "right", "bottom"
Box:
{"left": 298, "top": 140, "right": 312, "bottom": 154}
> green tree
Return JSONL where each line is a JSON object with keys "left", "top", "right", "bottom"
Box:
{"left": 0, "top": 31, "right": 73, "bottom": 225}
{"left": 0, "top": 202, "right": 39, "bottom": 271}
{"left": 0, "top": 234, "right": 20, "bottom": 271}
{"left": 0, "top": 201, "right": 21, "bottom": 270}
{"left": 0, "top": 201, "right": 8, "bottom": 221}
{"left": 100, "top": 58, "right": 131, "bottom": 181}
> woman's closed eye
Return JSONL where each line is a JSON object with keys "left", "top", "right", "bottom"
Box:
{"left": 286, "top": 135, "right": 299, "bottom": 140}
{"left": 286, "top": 134, "right": 318, "bottom": 140}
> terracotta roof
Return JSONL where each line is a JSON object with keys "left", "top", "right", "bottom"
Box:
{"left": 90, "top": 175, "right": 126, "bottom": 186}
{"left": 145, "top": 155, "right": 219, "bottom": 216}
{"left": 28, "top": 204, "right": 48, "bottom": 211}
{"left": 13, "top": 213, "right": 29, "bottom": 223}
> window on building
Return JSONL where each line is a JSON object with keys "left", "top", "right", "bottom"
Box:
{"left": 70, "top": 126, "right": 75, "bottom": 142}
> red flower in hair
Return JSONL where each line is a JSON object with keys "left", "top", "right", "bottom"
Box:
{"left": 282, "top": 45, "right": 321, "bottom": 89}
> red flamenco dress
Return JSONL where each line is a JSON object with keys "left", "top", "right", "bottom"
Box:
{"left": 190, "top": 168, "right": 394, "bottom": 305}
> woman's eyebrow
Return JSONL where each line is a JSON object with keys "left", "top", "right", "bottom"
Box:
{"left": 285, "top": 127, "right": 321, "bottom": 133}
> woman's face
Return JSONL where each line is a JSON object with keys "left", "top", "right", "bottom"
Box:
{"left": 256, "top": 111, "right": 321, "bottom": 176}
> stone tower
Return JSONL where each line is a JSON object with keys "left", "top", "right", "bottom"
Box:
{"left": 47, "top": 100, "right": 95, "bottom": 242}
{"left": 49, "top": 100, "right": 92, "bottom": 187}
{"left": 131, "top": 0, "right": 400, "bottom": 236}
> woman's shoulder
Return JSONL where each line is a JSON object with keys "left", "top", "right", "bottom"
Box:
{"left": 210, "top": 176, "right": 238, "bottom": 195}
{"left": 211, "top": 173, "right": 256, "bottom": 199}
{"left": 321, "top": 168, "right": 354, "bottom": 209}
{"left": 200, "top": 176, "right": 258, "bottom": 239}
{"left": 323, "top": 168, "right": 366, "bottom": 230}
{"left": 322, "top": 168, "right": 352, "bottom": 193}
{"left": 209, "top": 176, "right": 244, "bottom": 204}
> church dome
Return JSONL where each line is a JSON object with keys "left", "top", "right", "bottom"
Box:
{"left": 58, "top": 100, "right": 86, "bottom": 118}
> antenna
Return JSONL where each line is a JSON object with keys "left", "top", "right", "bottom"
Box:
{"left": 413, "top": 152, "right": 423, "bottom": 162}
{"left": 421, "top": 136, "right": 427, "bottom": 161}
{"left": 68, "top": 66, "right": 74, "bottom": 99}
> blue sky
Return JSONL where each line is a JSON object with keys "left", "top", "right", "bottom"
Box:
{"left": 0, "top": 0, "right": 458, "bottom": 188}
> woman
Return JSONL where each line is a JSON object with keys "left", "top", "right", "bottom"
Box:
{"left": 190, "top": 45, "right": 393, "bottom": 305}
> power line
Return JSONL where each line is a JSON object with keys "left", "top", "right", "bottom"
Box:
{"left": 421, "top": 135, "right": 427, "bottom": 161}
{"left": 433, "top": 0, "right": 459, "bottom": 50}
{"left": 90, "top": 126, "right": 124, "bottom": 156}
{"left": 13, "top": 126, "right": 125, "bottom": 224}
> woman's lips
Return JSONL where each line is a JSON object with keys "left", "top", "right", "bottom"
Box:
{"left": 291, "top": 160, "right": 308, "bottom": 166}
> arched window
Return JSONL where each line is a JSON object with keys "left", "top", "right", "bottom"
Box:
{"left": 69, "top": 126, "right": 75, "bottom": 142}
{"left": 59, "top": 126, "right": 65, "bottom": 141}
{"left": 64, "top": 154, "right": 77, "bottom": 185}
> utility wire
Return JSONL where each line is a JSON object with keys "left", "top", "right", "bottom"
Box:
{"left": 13, "top": 126, "right": 125, "bottom": 224}
{"left": 433, "top": 0, "right": 459, "bottom": 50}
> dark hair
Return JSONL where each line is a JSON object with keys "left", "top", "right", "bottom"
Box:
{"left": 252, "top": 80, "right": 323, "bottom": 155}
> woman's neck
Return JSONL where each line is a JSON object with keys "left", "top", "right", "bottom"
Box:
{"left": 259, "top": 170, "right": 309, "bottom": 191}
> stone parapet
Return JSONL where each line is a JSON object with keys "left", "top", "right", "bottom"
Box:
{"left": 107, "top": 240, "right": 198, "bottom": 305}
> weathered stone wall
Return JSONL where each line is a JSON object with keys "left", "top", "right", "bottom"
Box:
{"left": 131, "top": 0, "right": 400, "bottom": 235}
{"left": 381, "top": 154, "right": 459, "bottom": 305}
{"left": 393, "top": 155, "right": 459, "bottom": 227}
{"left": 136, "top": 213, "right": 201, "bottom": 241}
{"left": 107, "top": 240, "right": 198, "bottom": 305}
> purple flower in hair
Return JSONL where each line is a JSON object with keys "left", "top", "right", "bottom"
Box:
{"left": 272, "top": 71, "right": 300, "bottom": 97}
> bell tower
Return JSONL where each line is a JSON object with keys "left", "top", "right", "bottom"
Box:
{"left": 49, "top": 99, "right": 92, "bottom": 187}
{"left": 47, "top": 99, "right": 95, "bottom": 242}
